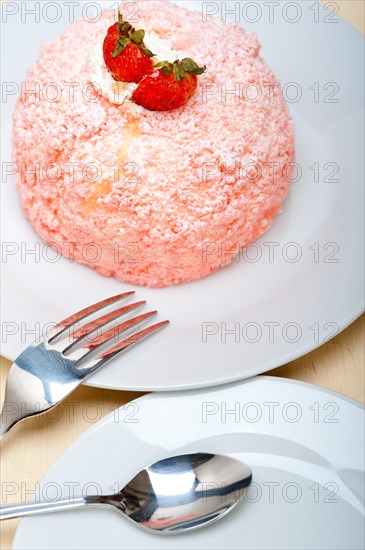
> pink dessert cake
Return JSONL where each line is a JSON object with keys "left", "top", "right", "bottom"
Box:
{"left": 13, "top": 0, "right": 294, "bottom": 287}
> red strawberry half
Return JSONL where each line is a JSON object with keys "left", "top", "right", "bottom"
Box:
{"left": 103, "top": 14, "right": 154, "bottom": 83}
{"left": 132, "top": 58, "right": 206, "bottom": 111}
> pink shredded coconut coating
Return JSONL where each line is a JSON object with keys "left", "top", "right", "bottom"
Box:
{"left": 13, "top": 0, "right": 294, "bottom": 288}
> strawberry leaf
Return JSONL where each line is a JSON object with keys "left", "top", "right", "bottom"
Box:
{"left": 113, "top": 12, "right": 153, "bottom": 58}
{"left": 179, "top": 58, "right": 198, "bottom": 71}
{"left": 173, "top": 63, "right": 186, "bottom": 81}
{"left": 155, "top": 57, "right": 206, "bottom": 81}
{"left": 187, "top": 66, "right": 206, "bottom": 75}
{"left": 112, "top": 37, "right": 130, "bottom": 58}
{"left": 154, "top": 61, "right": 171, "bottom": 68}
{"left": 160, "top": 64, "right": 173, "bottom": 76}
{"left": 180, "top": 58, "right": 206, "bottom": 76}
{"left": 130, "top": 29, "right": 145, "bottom": 45}
{"left": 139, "top": 46, "right": 155, "bottom": 57}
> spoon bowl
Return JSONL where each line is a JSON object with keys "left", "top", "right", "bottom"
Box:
{"left": 0, "top": 453, "right": 252, "bottom": 534}
{"left": 109, "top": 452, "right": 252, "bottom": 533}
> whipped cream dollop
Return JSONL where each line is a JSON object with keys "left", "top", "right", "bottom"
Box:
{"left": 88, "top": 33, "right": 187, "bottom": 105}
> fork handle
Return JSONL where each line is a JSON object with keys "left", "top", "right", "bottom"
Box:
{"left": 0, "top": 496, "right": 102, "bottom": 520}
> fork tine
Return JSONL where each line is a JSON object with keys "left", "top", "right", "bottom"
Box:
{"left": 67, "top": 311, "right": 158, "bottom": 360}
{"left": 79, "top": 320, "right": 170, "bottom": 372}
{"left": 61, "top": 301, "right": 146, "bottom": 352}
{"left": 84, "top": 311, "right": 158, "bottom": 351}
{"left": 48, "top": 292, "right": 135, "bottom": 342}
{"left": 97, "top": 321, "right": 170, "bottom": 360}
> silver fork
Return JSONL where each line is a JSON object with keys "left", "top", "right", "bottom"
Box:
{"left": 0, "top": 293, "right": 169, "bottom": 440}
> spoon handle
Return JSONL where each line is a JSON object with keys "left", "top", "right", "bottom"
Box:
{"left": 0, "top": 496, "right": 101, "bottom": 520}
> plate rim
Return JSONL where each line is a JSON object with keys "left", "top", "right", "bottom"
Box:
{"left": 2, "top": 308, "right": 364, "bottom": 392}
{"left": 13, "top": 374, "right": 365, "bottom": 550}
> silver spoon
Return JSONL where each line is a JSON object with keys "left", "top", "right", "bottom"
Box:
{"left": 0, "top": 453, "right": 252, "bottom": 533}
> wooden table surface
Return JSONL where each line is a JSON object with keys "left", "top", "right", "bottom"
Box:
{"left": 0, "top": 1, "right": 364, "bottom": 548}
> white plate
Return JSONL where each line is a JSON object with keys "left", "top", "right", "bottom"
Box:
{"left": 13, "top": 376, "right": 365, "bottom": 549}
{"left": 1, "top": 1, "right": 364, "bottom": 391}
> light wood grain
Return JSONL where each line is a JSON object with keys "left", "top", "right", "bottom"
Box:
{"left": 1, "top": 2, "right": 364, "bottom": 548}
{"left": 330, "top": 0, "right": 365, "bottom": 33}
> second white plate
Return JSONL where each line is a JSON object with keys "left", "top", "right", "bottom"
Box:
{"left": 13, "top": 376, "right": 365, "bottom": 549}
